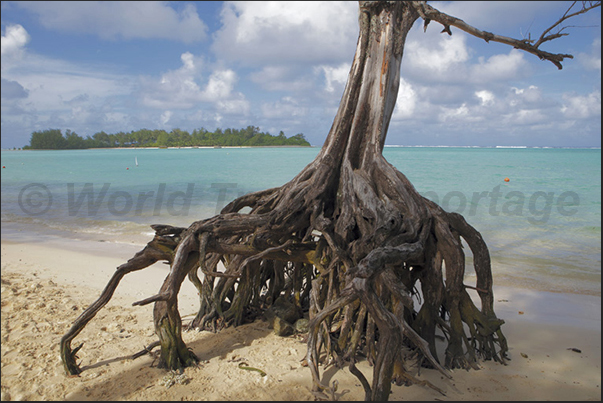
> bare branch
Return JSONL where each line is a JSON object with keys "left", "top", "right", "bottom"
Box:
{"left": 410, "top": 1, "right": 601, "bottom": 69}
{"left": 534, "top": 1, "right": 602, "bottom": 48}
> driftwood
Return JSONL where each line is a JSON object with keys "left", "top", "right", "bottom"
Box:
{"left": 60, "top": 1, "right": 599, "bottom": 400}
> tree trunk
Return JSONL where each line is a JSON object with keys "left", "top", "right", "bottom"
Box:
{"left": 60, "top": 2, "right": 508, "bottom": 400}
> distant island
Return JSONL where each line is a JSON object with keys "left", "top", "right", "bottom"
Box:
{"left": 22, "top": 126, "right": 311, "bottom": 149}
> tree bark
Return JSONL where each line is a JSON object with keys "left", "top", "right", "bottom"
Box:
{"left": 60, "top": 2, "right": 512, "bottom": 400}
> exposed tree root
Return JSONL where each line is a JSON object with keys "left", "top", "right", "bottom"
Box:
{"left": 59, "top": 2, "right": 511, "bottom": 400}
{"left": 60, "top": 149, "right": 508, "bottom": 397}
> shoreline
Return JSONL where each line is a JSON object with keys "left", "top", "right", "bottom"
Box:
{"left": 4, "top": 146, "right": 601, "bottom": 151}
{"left": 2, "top": 224, "right": 600, "bottom": 297}
{"left": 1, "top": 235, "right": 600, "bottom": 401}
{"left": 3, "top": 145, "right": 316, "bottom": 152}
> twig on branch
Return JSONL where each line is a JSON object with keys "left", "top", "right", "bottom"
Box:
{"left": 464, "top": 284, "right": 489, "bottom": 294}
{"left": 239, "top": 239, "right": 295, "bottom": 269}
{"left": 534, "top": 1, "right": 602, "bottom": 48}
{"left": 131, "top": 341, "right": 161, "bottom": 359}
{"left": 410, "top": 1, "right": 601, "bottom": 69}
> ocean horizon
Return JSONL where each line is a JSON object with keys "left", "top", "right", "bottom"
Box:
{"left": 4, "top": 145, "right": 601, "bottom": 151}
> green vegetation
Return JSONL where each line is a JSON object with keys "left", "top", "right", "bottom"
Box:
{"left": 22, "top": 126, "right": 311, "bottom": 149}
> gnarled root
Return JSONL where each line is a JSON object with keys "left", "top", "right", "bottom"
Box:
{"left": 306, "top": 239, "right": 451, "bottom": 401}
{"left": 59, "top": 137, "right": 507, "bottom": 401}
{"left": 59, "top": 157, "right": 507, "bottom": 395}
{"left": 58, "top": 4, "right": 513, "bottom": 399}
{"left": 60, "top": 237, "right": 173, "bottom": 375}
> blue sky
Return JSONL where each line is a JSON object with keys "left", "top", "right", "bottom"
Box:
{"left": 1, "top": 1, "right": 600, "bottom": 149}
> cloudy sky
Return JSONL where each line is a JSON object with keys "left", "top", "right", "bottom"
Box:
{"left": 1, "top": 1, "right": 600, "bottom": 149}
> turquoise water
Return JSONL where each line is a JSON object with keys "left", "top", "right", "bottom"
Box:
{"left": 1, "top": 147, "right": 600, "bottom": 296}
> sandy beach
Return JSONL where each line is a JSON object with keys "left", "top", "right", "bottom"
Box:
{"left": 1, "top": 236, "right": 600, "bottom": 401}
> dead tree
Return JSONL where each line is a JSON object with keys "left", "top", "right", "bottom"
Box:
{"left": 61, "top": 1, "right": 600, "bottom": 400}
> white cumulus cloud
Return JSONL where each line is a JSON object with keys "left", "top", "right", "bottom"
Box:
{"left": 504, "top": 108, "right": 547, "bottom": 125}
{"left": 318, "top": 63, "right": 350, "bottom": 94}
{"left": 392, "top": 78, "right": 417, "bottom": 120}
{"left": 140, "top": 52, "right": 249, "bottom": 114}
{"left": 469, "top": 50, "right": 529, "bottom": 83}
{"left": 203, "top": 70, "right": 238, "bottom": 101}
{"left": 213, "top": 1, "right": 358, "bottom": 65}
{"left": 217, "top": 97, "right": 250, "bottom": 116}
{"left": 439, "top": 103, "right": 470, "bottom": 122}
{"left": 475, "top": 90, "right": 494, "bottom": 106}
{"left": 405, "top": 34, "right": 470, "bottom": 81}
{"left": 561, "top": 91, "right": 601, "bottom": 119}
{"left": 507, "top": 85, "right": 547, "bottom": 109}
{"left": 1, "top": 24, "right": 30, "bottom": 58}
{"left": 261, "top": 96, "right": 307, "bottom": 119}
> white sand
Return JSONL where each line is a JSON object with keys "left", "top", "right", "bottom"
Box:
{"left": 1, "top": 237, "right": 600, "bottom": 401}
